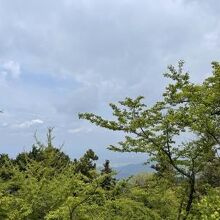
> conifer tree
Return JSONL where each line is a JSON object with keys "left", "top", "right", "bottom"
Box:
{"left": 101, "top": 160, "right": 116, "bottom": 190}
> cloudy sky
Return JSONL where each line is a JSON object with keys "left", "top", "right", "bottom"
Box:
{"left": 0, "top": 0, "right": 220, "bottom": 166}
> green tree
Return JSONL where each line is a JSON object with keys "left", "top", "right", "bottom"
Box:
{"left": 0, "top": 154, "right": 13, "bottom": 181}
{"left": 0, "top": 130, "right": 103, "bottom": 219}
{"left": 191, "top": 188, "right": 220, "bottom": 220}
{"left": 0, "top": 129, "right": 180, "bottom": 219}
{"left": 79, "top": 61, "right": 220, "bottom": 219}
{"left": 199, "top": 157, "right": 220, "bottom": 188}
{"left": 74, "top": 149, "right": 99, "bottom": 180}
{"left": 15, "top": 128, "right": 70, "bottom": 172}
{"left": 100, "top": 160, "right": 116, "bottom": 190}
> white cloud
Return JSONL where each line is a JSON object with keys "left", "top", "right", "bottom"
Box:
{"left": 68, "top": 127, "right": 92, "bottom": 134}
{"left": 13, "top": 119, "right": 44, "bottom": 129}
{"left": 0, "top": 60, "right": 21, "bottom": 79}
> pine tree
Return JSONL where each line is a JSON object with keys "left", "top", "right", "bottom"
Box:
{"left": 101, "top": 160, "right": 116, "bottom": 190}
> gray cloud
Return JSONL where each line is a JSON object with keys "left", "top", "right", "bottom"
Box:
{"left": 0, "top": 0, "right": 217, "bottom": 78}
{"left": 55, "top": 84, "right": 100, "bottom": 115}
{"left": 0, "top": 0, "right": 220, "bottom": 164}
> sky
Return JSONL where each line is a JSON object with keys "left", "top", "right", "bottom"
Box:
{"left": 0, "top": 0, "right": 220, "bottom": 166}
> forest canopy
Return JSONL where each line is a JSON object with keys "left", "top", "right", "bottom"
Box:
{"left": 0, "top": 61, "right": 220, "bottom": 219}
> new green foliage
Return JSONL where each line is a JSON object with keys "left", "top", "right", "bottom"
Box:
{"left": 0, "top": 61, "right": 219, "bottom": 219}
{"left": 79, "top": 61, "right": 220, "bottom": 218}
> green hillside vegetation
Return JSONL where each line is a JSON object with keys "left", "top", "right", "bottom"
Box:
{"left": 1, "top": 61, "right": 220, "bottom": 219}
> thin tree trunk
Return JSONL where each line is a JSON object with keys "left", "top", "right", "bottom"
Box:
{"left": 183, "top": 174, "right": 195, "bottom": 220}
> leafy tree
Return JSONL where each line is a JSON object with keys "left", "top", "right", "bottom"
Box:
{"left": 0, "top": 131, "right": 195, "bottom": 219}
{"left": 0, "top": 61, "right": 219, "bottom": 219}
{"left": 79, "top": 61, "right": 220, "bottom": 219}
{"left": 199, "top": 157, "right": 220, "bottom": 188}
{"left": 0, "top": 130, "right": 102, "bottom": 219}
{"left": 191, "top": 188, "right": 220, "bottom": 220}
{"left": 15, "top": 128, "right": 70, "bottom": 172}
{"left": 128, "top": 173, "right": 179, "bottom": 219}
{"left": 0, "top": 154, "right": 13, "bottom": 180}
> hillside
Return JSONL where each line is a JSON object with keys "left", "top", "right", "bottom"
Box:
{"left": 114, "top": 163, "right": 153, "bottom": 179}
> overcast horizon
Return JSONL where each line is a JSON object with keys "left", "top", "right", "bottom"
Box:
{"left": 0, "top": 0, "right": 220, "bottom": 166}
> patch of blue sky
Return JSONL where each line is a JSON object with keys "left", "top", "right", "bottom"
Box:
{"left": 20, "top": 71, "right": 81, "bottom": 91}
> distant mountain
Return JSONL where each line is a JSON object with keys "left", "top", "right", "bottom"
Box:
{"left": 113, "top": 163, "right": 153, "bottom": 179}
